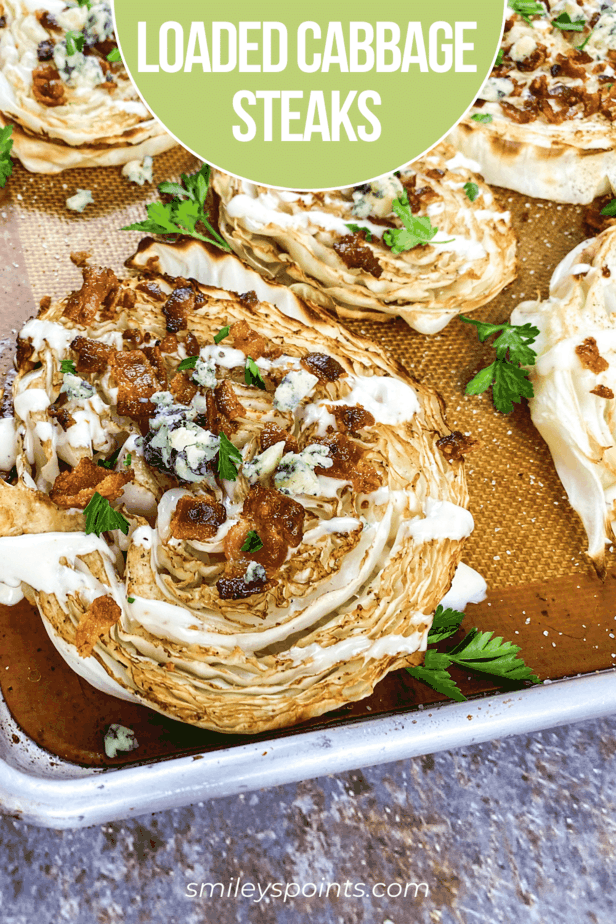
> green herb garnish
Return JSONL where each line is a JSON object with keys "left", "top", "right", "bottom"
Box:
{"left": 382, "top": 190, "right": 448, "bottom": 254}
{"left": 577, "top": 29, "right": 594, "bottom": 51}
{"left": 245, "top": 357, "right": 266, "bottom": 390}
{"left": 461, "top": 315, "right": 539, "bottom": 414}
{"left": 217, "top": 432, "right": 242, "bottom": 481}
{"left": 123, "top": 453, "right": 132, "bottom": 467}
{"left": 97, "top": 448, "right": 121, "bottom": 470}
{"left": 495, "top": 49, "right": 504, "bottom": 66}
{"left": 552, "top": 11, "right": 585, "bottom": 32}
{"left": 123, "top": 164, "right": 230, "bottom": 251}
{"left": 84, "top": 492, "right": 129, "bottom": 536}
{"left": 65, "top": 30, "right": 85, "bottom": 56}
{"left": 60, "top": 359, "right": 77, "bottom": 375}
{"left": 214, "top": 325, "right": 230, "bottom": 345}
{"left": 106, "top": 47, "right": 121, "bottom": 63}
{"left": 76, "top": 0, "right": 92, "bottom": 7}
{"left": 177, "top": 355, "right": 198, "bottom": 371}
{"left": 601, "top": 199, "right": 616, "bottom": 217}
{"left": 241, "top": 530, "right": 264, "bottom": 553}
{"left": 464, "top": 182, "right": 480, "bottom": 202}
{"left": 345, "top": 223, "right": 373, "bottom": 242}
{"left": 471, "top": 113, "right": 493, "bottom": 124}
{"left": 407, "top": 605, "right": 540, "bottom": 702}
{"left": 127, "top": 596, "right": 135, "bottom": 603}
{"left": 0, "top": 125, "right": 13, "bottom": 189}
{"left": 508, "top": 0, "right": 545, "bottom": 25}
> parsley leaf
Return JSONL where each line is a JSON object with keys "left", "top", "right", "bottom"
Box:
{"left": 127, "top": 596, "right": 135, "bottom": 603}
{"left": 427, "top": 605, "right": 466, "bottom": 644}
{"left": 461, "top": 315, "right": 539, "bottom": 413}
{"left": 84, "top": 492, "right": 129, "bottom": 536}
{"left": 123, "top": 453, "right": 132, "bottom": 467}
{"left": 60, "top": 359, "right": 77, "bottom": 375}
{"left": 122, "top": 163, "right": 231, "bottom": 252}
{"left": 177, "top": 355, "right": 198, "bottom": 371}
{"left": 217, "top": 432, "right": 242, "bottom": 481}
{"left": 76, "top": 0, "right": 92, "bottom": 7}
{"left": 577, "top": 29, "right": 594, "bottom": 51}
{"left": 382, "top": 190, "right": 446, "bottom": 254}
{"left": 508, "top": 0, "right": 545, "bottom": 25}
{"left": 407, "top": 651, "right": 468, "bottom": 702}
{"left": 345, "top": 222, "right": 373, "bottom": 242}
{"left": 65, "top": 30, "right": 85, "bottom": 56}
{"left": 97, "top": 448, "right": 121, "bottom": 470}
{"left": 245, "top": 357, "right": 266, "bottom": 390}
{"left": 601, "top": 199, "right": 616, "bottom": 217}
{"left": 0, "top": 124, "right": 13, "bottom": 189}
{"left": 552, "top": 11, "right": 585, "bottom": 31}
{"left": 241, "top": 530, "right": 264, "bottom": 553}
{"left": 471, "top": 113, "right": 493, "bottom": 124}
{"left": 214, "top": 325, "right": 230, "bottom": 345}
{"left": 464, "top": 182, "right": 479, "bottom": 202}
{"left": 106, "top": 47, "right": 121, "bottom": 63}
{"left": 495, "top": 49, "right": 504, "bottom": 66}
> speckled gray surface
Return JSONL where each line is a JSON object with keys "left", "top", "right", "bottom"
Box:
{"left": 1, "top": 717, "right": 615, "bottom": 924}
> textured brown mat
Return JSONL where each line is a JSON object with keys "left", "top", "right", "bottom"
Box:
{"left": 0, "top": 153, "right": 614, "bottom": 767}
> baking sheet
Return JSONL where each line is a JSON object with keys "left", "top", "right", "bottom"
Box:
{"left": 1, "top": 148, "right": 616, "bottom": 822}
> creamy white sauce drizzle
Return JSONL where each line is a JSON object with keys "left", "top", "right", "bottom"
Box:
{"left": 327, "top": 374, "right": 420, "bottom": 425}
{"left": 0, "top": 417, "right": 18, "bottom": 470}
{"left": 406, "top": 498, "right": 474, "bottom": 543}
{"left": 439, "top": 562, "right": 487, "bottom": 611}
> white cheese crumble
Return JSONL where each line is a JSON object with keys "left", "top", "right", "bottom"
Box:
{"left": 274, "top": 444, "right": 333, "bottom": 496}
{"left": 66, "top": 189, "right": 93, "bottom": 213}
{"left": 60, "top": 373, "right": 95, "bottom": 401}
{"left": 510, "top": 35, "right": 537, "bottom": 63}
{"left": 121, "top": 155, "right": 154, "bottom": 186}
{"left": 273, "top": 369, "right": 319, "bottom": 412}
{"left": 103, "top": 724, "right": 139, "bottom": 759}
{"left": 352, "top": 174, "right": 404, "bottom": 219}
{"left": 243, "top": 440, "right": 286, "bottom": 483}
{"left": 192, "top": 353, "right": 217, "bottom": 389}
{"left": 244, "top": 561, "right": 266, "bottom": 583}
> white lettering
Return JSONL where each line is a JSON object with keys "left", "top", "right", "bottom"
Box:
{"left": 184, "top": 21, "right": 210, "bottom": 72}
{"left": 331, "top": 90, "right": 357, "bottom": 141}
{"left": 376, "top": 22, "right": 401, "bottom": 72}
{"left": 281, "top": 90, "right": 304, "bottom": 141}
{"left": 298, "top": 22, "right": 321, "bottom": 73}
{"left": 322, "top": 22, "right": 349, "bottom": 72}
{"left": 232, "top": 90, "right": 257, "bottom": 141}
{"left": 429, "top": 21, "right": 453, "bottom": 72}
{"left": 160, "top": 22, "right": 183, "bottom": 73}
{"left": 263, "top": 22, "right": 287, "bottom": 72}
{"left": 401, "top": 22, "right": 428, "bottom": 73}
{"left": 357, "top": 90, "right": 381, "bottom": 141}
{"left": 455, "top": 22, "right": 477, "bottom": 72}
{"left": 350, "top": 22, "right": 374, "bottom": 73}
{"left": 137, "top": 21, "right": 158, "bottom": 72}
{"left": 256, "top": 90, "right": 281, "bottom": 141}
{"left": 303, "top": 91, "right": 331, "bottom": 141}
{"left": 239, "top": 21, "right": 261, "bottom": 72}
{"left": 212, "top": 22, "right": 237, "bottom": 72}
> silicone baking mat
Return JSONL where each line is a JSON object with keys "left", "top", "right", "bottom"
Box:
{"left": 1, "top": 147, "right": 614, "bottom": 767}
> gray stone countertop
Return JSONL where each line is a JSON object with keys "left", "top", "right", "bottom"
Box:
{"left": 1, "top": 716, "right": 615, "bottom": 924}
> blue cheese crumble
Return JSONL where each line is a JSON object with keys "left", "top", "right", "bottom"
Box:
{"left": 54, "top": 42, "right": 105, "bottom": 88}
{"left": 121, "top": 156, "right": 154, "bottom": 186}
{"left": 60, "top": 373, "right": 95, "bottom": 401}
{"left": 191, "top": 353, "right": 217, "bottom": 389}
{"left": 244, "top": 561, "right": 266, "bottom": 583}
{"left": 65, "top": 189, "right": 93, "bottom": 212}
{"left": 273, "top": 369, "right": 318, "bottom": 412}
{"left": 243, "top": 440, "right": 286, "bottom": 483}
{"left": 103, "top": 723, "right": 139, "bottom": 759}
{"left": 352, "top": 174, "right": 404, "bottom": 219}
{"left": 274, "top": 444, "right": 333, "bottom": 496}
{"left": 143, "top": 392, "right": 219, "bottom": 483}
{"left": 83, "top": 1, "right": 114, "bottom": 46}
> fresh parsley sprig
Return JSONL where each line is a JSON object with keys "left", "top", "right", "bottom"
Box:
{"left": 241, "top": 530, "right": 263, "bottom": 553}
{"left": 406, "top": 604, "right": 540, "bottom": 702}
{"left": 217, "top": 432, "right": 242, "bottom": 481}
{"left": 245, "top": 357, "right": 266, "bottom": 390}
{"left": 601, "top": 199, "right": 616, "bottom": 217}
{"left": 495, "top": 49, "right": 504, "bottom": 66}
{"left": 177, "top": 355, "right": 198, "bottom": 371}
{"left": 60, "top": 359, "right": 77, "bottom": 375}
{"left": 97, "top": 448, "right": 121, "bottom": 470}
{"left": 552, "top": 11, "right": 585, "bottom": 31}
{"left": 345, "top": 222, "right": 373, "bottom": 242}
{"left": 0, "top": 124, "right": 13, "bottom": 189}
{"left": 471, "top": 113, "right": 493, "bottom": 124}
{"left": 122, "top": 164, "right": 231, "bottom": 252}
{"left": 461, "top": 315, "right": 539, "bottom": 414}
{"left": 66, "top": 30, "right": 85, "bottom": 56}
{"left": 463, "top": 182, "right": 479, "bottom": 202}
{"left": 84, "top": 492, "right": 129, "bottom": 536}
{"left": 508, "top": 0, "right": 545, "bottom": 25}
{"left": 383, "top": 190, "right": 451, "bottom": 254}
{"left": 106, "top": 47, "right": 121, "bottom": 63}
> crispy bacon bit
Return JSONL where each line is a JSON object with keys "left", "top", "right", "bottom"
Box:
{"left": 50, "top": 457, "right": 133, "bottom": 509}
{"left": 426, "top": 168, "right": 445, "bottom": 181}
{"left": 39, "top": 295, "right": 52, "bottom": 311}
{"left": 238, "top": 290, "right": 259, "bottom": 308}
{"left": 37, "top": 40, "right": 54, "bottom": 61}
{"left": 109, "top": 349, "right": 167, "bottom": 418}
{"left": 63, "top": 265, "right": 120, "bottom": 325}
{"left": 401, "top": 175, "right": 438, "bottom": 212}
{"left": 437, "top": 431, "right": 481, "bottom": 463}
{"left": 215, "top": 380, "right": 244, "bottom": 420}
{"left": 184, "top": 331, "right": 200, "bottom": 356}
{"left": 301, "top": 352, "right": 346, "bottom": 382}
{"left": 169, "top": 372, "right": 197, "bottom": 406}
{"left": 333, "top": 233, "right": 383, "bottom": 279}
{"left": 604, "top": 266, "right": 612, "bottom": 278}
{"left": 216, "top": 563, "right": 273, "bottom": 600}
{"left": 141, "top": 345, "right": 167, "bottom": 386}
{"left": 122, "top": 328, "right": 143, "bottom": 348}
{"left": 326, "top": 404, "right": 375, "bottom": 435}
{"left": 36, "top": 9, "right": 61, "bottom": 31}
{"left": 515, "top": 43, "right": 548, "bottom": 73}
{"left": 591, "top": 385, "right": 614, "bottom": 399}
{"left": 205, "top": 391, "right": 230, "bottom": 437}
{"left": 15, "top": 338, "right": 34, "bottom": 372}
{"left": 313, "top": 434, "right": 381, "bottom": 493}
{"left": 260, "top": 423, "right": 298, "bottom": 454}
{"left": 575, "top": 338, "right": 609, "bottom": 374}
{"left": 136, "top": 280, "right": 166, "bottom": 301}
{"left": 230, "top": 320, "right": 283, "bottom": 360}
{"left": 71, "top": 336, "right": 114, "bottom": 374}
{"left": 32, "top": 65, "right": 65, "bottom": 107}
{"left": 224, "top": 485, "right": 305, "bottom": 575}
{"left": 48, "top": 402, "right": 76, "bottom": 431}
{"left": 170, "top": 495, "right": 227, "bottom": 541}
{"left": 75, "top": 595, "right": 122, "bottom": 657}
{"left": 158, "top": 333, "right": 178, "bottom": 354}
{"left": 162, "top": 285, "right": 194, "bottom": 333}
